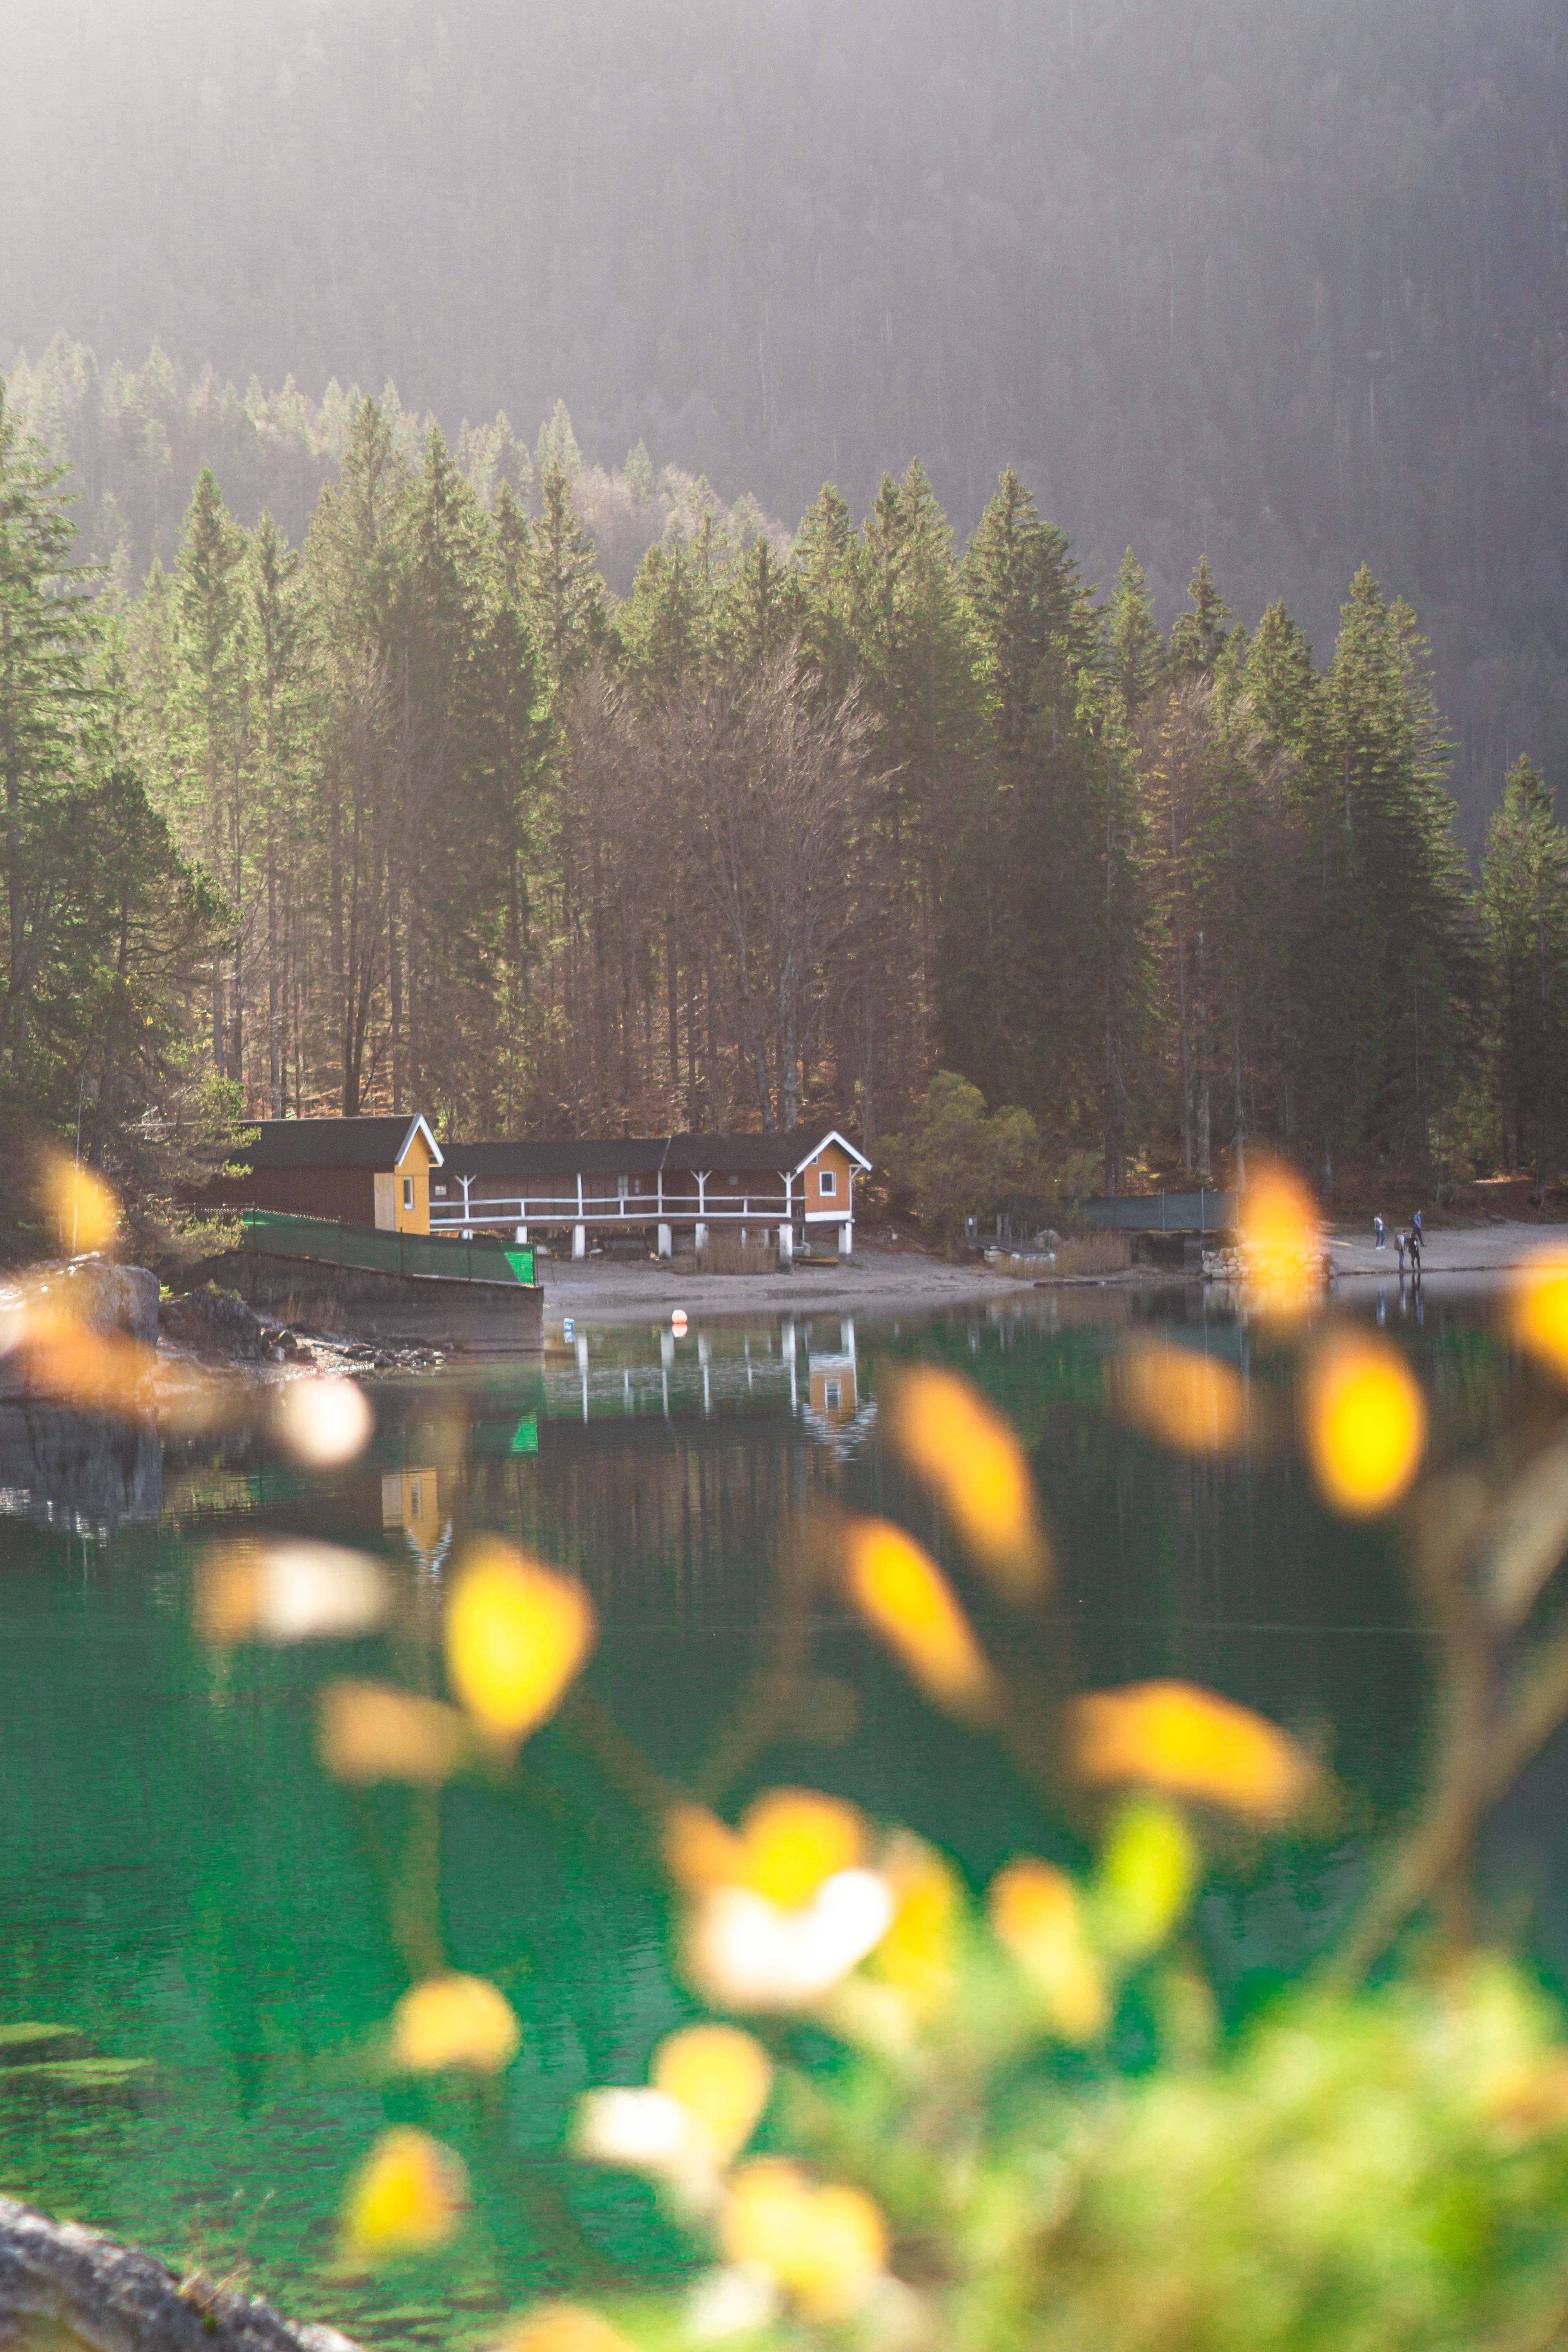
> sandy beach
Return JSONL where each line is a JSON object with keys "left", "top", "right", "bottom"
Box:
{"left": 1326, "top": 1219, "right": 1566, "bottom": 1283}
{"left": 526, "top": 1220, "right": 1568, "bottom": 1329}
{"left": 532, "top": 1240, "right": 1029, "bottom": 1325}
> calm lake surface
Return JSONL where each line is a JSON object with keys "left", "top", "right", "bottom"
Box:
{"left": 1, "top": 1283, "right": 1563, "bottom": 2348}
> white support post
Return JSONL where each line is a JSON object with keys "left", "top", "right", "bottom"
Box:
{"left": 657, "top": 1222, "right": 672, "bottom": 1258}
{"left": 839, "top": 1220, "right": 853, "bottom": 1257}
{"left": 515, "top": 1225, "right": 528, "bottom": 1245}
{"left": 573, "top": 1223, "right": 586, "bottom": 1260}
{"left": 695, "top": 1223, "right": 708, "bottom": 1250}
{"left": 777, "top": 1222, "right": 793, "bottom": 1263}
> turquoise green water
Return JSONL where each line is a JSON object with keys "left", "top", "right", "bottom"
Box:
{"left": 0, "top": 1288, "right": 1549, "bottom": 2345}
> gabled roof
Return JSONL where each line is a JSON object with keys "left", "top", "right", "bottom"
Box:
{"left": 237, "top": 1115, "right": 443, "bottom": 1172}
{"left": 442, "top": 1126, "right": 868, "bottom": 1180}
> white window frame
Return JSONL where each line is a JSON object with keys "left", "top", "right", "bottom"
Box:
{"left": 819, "top": 1167, "right": 837, "bottom": 1196}
{"left": 402, "top": 1175, "right": 414, "bottom": 1211}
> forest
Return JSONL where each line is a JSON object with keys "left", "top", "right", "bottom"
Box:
{"left": 4, "top": 365, "right": 1568, "bottom": 1250}
{"left": 4, "top": 0, "right": 1566, "bottom": 847}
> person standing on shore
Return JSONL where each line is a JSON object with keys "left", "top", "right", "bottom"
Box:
{"left": 1374, "top": 1215, "right": 1385, "bottom": 1250}
{"left": 1408, "top": 1223, "right": 1423, "bottom": 1276}
{"left": 1396, "top": 1231, "right": 1407, "bottom": 1272}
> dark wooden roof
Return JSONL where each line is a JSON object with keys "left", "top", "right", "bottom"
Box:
{"left": 236, "top": 1116, "right": 442, "bottom": 1171}
{"left": 444, "top": 1126, "right": 859, "bottom": 1180}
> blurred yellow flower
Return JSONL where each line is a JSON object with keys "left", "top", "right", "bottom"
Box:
{"left": 444, "top": 1540, "right": 595, "bottom": 1744}
{"left": 389, "top": 1973, "right": 521, "bottom": 2074}
{"left": 270, "top": 1374, "right": 375, "bottom": 1467}
{"left": 496, "top": 2308, "right": 636, "bottom": 2352}
{"left": 721, "top": 2160, "right": 889, "bottom": 2321}
{"left": 889, "top": 1365, "right": 1050, "bottom": 1597}
{"left": 989, "top": 1857, "right": 1109, "bottom": 2041}
{"left": 1092, "top": 1797, "right": 1198, "bottom": 1960}
{"left": 666, "top": 1790, "right": 866, "bottom": 1907}
{"left": 652, "top": 2024, "right": 773, "bottom": 2164}
{"left": 195, "top": 1538, "right": 388, "bottom": 1646}
{"left": 318, "top": 1679, "right": 470, "bottom": 1786}
{"left": 1067, "top": 1679, "right": 1312, "bottom": 1821}
{"left": 1507, "top": 1244, "right": 1568, "bottom": 1383}
{"left": 667, "top": 1791, "right": 890, "bottom": 2011}
{"left": 865, "top": 1838, "right": 962, "bottom": 2016}
{"left": 842, "top": 1518, "right": 996, "bottom": 1717}
{"left": 1238, "top": 1160, "right": 1322, "bottom": 1315}
{"left": 340, "top": 2126, "right": 467, "bottom": 2259}
{"left": 1302, "top": 1332, "right": 1426, "bottom": 1516}
{"left": 1118, "top": 1339, "right": 1248, "bottom": 1454}
{"left": 38, "top": 1153, "right": 120, "bottom": 1256}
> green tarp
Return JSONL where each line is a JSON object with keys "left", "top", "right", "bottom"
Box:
{"left": 241, "top": 1209, "right": 535, "bottom": 1289}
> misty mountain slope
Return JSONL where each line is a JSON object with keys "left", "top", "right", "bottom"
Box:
{"left": 2, "top": 0, "right": 1565, "bottom": 834}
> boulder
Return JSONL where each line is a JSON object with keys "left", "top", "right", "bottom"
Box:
{"left": 159, "top": 1284, "right": 269, "bottom": 1361}
{"left": 0, "top": 2194, "right": 362, "bottom": 2350}
{"left": 42, "top": 1258, "right": 160, "bottom": 1348}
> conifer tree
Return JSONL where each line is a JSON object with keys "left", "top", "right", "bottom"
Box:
{"left": 1481, "top": 757, "right": 1568, "bottom": 1187}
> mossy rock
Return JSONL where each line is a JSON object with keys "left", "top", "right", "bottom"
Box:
{"left": 0, "top": 2024, "right": 89, "bottom": 2064}
{"left": 0, "top": 2057, "right": 152, "bottom": 2103}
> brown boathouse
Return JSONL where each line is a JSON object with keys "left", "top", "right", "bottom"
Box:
{"left": 205, "top": 1114, "right": 443, "bottom": 1234}
{"left": 433, "top": 1128, "right": 870, "bottom": 1260}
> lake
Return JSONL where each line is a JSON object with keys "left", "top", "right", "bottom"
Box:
{"left": 0, "top": 1281, "right": 1561, "bottom": 2349}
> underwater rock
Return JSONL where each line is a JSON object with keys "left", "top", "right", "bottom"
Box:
{"left": 0, "top": 2196, "right": 364, "bottom": 2351}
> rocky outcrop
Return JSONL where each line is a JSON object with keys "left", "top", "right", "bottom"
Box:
{"left": 0, "top": 2196, "right": 362, "bottom": 2351}
{"left": 158, "top": 1283, "right": 270, "bottom": 1361}
{"left": 35, "top": 1258, "right": 160, "bottom": 1348}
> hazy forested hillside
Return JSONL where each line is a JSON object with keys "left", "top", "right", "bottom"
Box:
{"left": 3, "top": 0, "right": 1566, "bottom": 842}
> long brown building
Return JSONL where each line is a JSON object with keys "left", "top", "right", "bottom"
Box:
{"left": 434, "top": 1127, "right": 869, "bottom": 1260}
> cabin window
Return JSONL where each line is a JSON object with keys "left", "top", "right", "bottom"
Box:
{"left": 403, "top": 1176, "right": 414, "bottom": 1210}
{"left": 824, "top": 1378, "right": 842, "bottom": 1411}
{"left": 432, "top": 1184, "right": 447, "bottom": 1198}
{"left": 819, "top": 1168, "right": 837, "bottom": 1196}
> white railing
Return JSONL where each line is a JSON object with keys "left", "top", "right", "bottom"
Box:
{"left": 428, "top": 1189, "right": 791, "bottom": 1231}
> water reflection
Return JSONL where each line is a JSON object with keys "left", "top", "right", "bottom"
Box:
{"left": 0, "top": 1283, "right": 1549, "bottom": 2346}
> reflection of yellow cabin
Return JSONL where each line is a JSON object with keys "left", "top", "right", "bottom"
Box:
{"left": 382, "top": 1466, "right": 441, "bottom": 1550}
{"left": 808, "top": 1358, "right": 858, "bottom": 1430}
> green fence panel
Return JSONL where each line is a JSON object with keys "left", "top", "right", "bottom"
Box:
{"left": 241, "top": 1209, "right": 536, "bottom": 1288}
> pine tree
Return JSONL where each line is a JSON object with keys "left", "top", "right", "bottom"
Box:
{"left": 1481, "top": 756, "right": 1568, "bottom": 1187}
{"left": 527, "top": 461, "right": 605, "bottom": 687}
{"left": 1105, "top": 546, "right": 1165, "bottom": 719}
{"left": 1168, "top": 554, "right": 1232, "bottom": 681}
{"left": 174, "top": 466, "right": 247, "bottom": 1077}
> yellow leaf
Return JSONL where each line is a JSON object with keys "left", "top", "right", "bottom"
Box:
{"left": 1238, "top": 1159, "right": 1322, "bottom": 1316}
{"left": 445, "top": 1540, "right": 595, "bottom": 1744}
{"left": 652, "top": 2023, "right": 773, "bottom": 2163}
{"left": 340, "top": 2127, "right": 466, "bottom": 2259}
{"left": 722, "top": 2160, "right": 888, "bottom": 2321}
{"left": 497, "top": 2309, "right": 636, "bottom": 2352}
{"left": 890, "top": 1366, "right": 1049, "bottom": 1596}
{"left": 989, "top": 1857, "right": 1108, "bottom": 2041}
{"left": 1508, "top": 1245, "right": 1568, "bottom": 1383}
{"left": 318, "top": 1679, "right": 469, "bottom": 1786}
{"left": 1302, "top": 1331, "right": 1426, "bottom": 1516}
{"left": 1067, "top": 1679, "right": 1312, "bottom": 1821}
{"left": 666, "top": 1789, "right": 866, "bottom": 1908}
{"left": 866, "top": 1838, "right": 962, "bottom": 2016}
{"left": 38, "top": 1154, "right": 120, "bottom": 1256}
{"left": 389, "top": 1974, "right": 521, "bottom": 2074}
{"left": 842, "top": 1517, "right": 996, "bottom": 1717}
{"left": 1092, "top": 1797, "right": 1197, "bottom": 1959}
{"left": 1118, "top": 1339, "right": 1247, "bottom": 1454}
